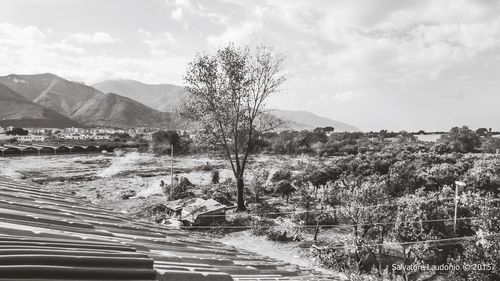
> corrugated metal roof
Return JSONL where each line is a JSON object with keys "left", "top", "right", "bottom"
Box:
{"left": 0, "top": 179, "right": 335, "bottom": 281}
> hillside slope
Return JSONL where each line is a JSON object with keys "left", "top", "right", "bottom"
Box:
{"left": 71, "top": 93, "right": 171, "bottom": 127}
{"left": 93, "top": 79, "right": 185, "bottom": 112}
{"left": 0, "top": 73, "right": 102, "bottom": 116}
{"left": 0, "top": 83, "right": 80, "bottom": 128}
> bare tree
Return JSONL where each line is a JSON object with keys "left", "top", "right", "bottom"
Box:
{"left": 180, "top": 44, "right": 286, "bottom": 211}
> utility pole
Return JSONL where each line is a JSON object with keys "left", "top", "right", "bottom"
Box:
{"left": 170, "top": 103, "right": 175, "bottom": 200}
{"left": 454, "top": 181, "right": 466, "bottom": 236}
{"left": 170, "top": 143, "right": 174, "bottom": 199}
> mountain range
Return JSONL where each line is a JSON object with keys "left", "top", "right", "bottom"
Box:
{"left": 0, "top": 83, "right": 79, "bottom": 128}
{"left": 0, "top": 73, "right": 359, "bottom": 131}
{"left": 0, "top": 74, "right": 170, "bottom": 128}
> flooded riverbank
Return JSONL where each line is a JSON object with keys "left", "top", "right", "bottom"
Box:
{"left": 219, "top": 230, "right": 337, "bottom": 277}
{"left": 0, "top": 151, "right": 316, "bottom": 213}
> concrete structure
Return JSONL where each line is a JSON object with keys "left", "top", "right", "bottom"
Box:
{"left": 0, "top": 179, "right": 334, "bottom": 280}
{"left": 0, "top": 144, "right": 103, "bottom": 156}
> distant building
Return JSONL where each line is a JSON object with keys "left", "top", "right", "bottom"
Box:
{"left": 26, "top": 128, "right": 50, "bottom": 135}
{"left": 323, "top": 127, "right": 335, "bottom": 137}
{"left": 144, "top": 133, "right": 154, "bottom": 141}
{"left": 13, "top": 135, "right": 46, "bottom": 142}
{"left": 0, "top": 127, "right": 4, "bottom": 134}
{"left": 61, "top": 134, "right": 111, "bottom": 140}
{"left": 0, "top": 134, "right": 14, "bottom": 141}
{"left": 6, "top": 126, "right": 14, "bottom": 132}
{"left": 415, "top": 134, "right": 445, "bottom": 143}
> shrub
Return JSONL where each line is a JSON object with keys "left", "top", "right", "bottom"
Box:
{"left": 264, "top": 218, "right": 302, "bottom": 242}
{"left": 211, "top": 170, "right": 220, "bottom": 184}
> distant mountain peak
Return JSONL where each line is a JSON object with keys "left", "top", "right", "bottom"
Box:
{"left": 270, "top": 109, "right": 359, "bottom": 132}
{"left": 92, "top": 79, "right": 185, "bottom": 112}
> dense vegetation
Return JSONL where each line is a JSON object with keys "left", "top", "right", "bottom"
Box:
{"left": 152, "top": 126, "right": 500, "bottom": 157}
{"left": 162, "top": 126, "right": 500, "bottom": 280}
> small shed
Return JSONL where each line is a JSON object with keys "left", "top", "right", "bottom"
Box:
{"left": 165, "top": 198, "right": 228, "bottom": 226}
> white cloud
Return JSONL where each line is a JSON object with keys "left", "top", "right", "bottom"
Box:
{"left": 166, "top": 0, "right": 228, "bottom": 26}
{"left": 50, "top": 40, "right": 86, "bottom": 54}
{"left": 70, "top": 32, "right": 120, "bottom": 44}
{"left": 171, "top": 8, "right": 184, "bottom": 21}
{"left": 139, "top": 30, "right": 176, "bottom": 48}
{"left": 0, "top": 22, "right": 46, "bottom": 46}
{"left": 331, "top": 91, "right": 364, "bottom": 102}
{"left": 207, "top": 20, "right": 262, "bottom": 48}
{"left": 138, "top": 29, "right": 180, "bottom": 58}
{"left": 0, "top": 22, "right": 85, "bottom": 56}
{"left": 247, "top": 0, "right": 500, "bottom": 85}
{"left": 0, "top": 22, "right": 186, "bottom": 84}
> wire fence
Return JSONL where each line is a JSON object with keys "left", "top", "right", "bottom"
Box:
{"left": 180, "top": 216, "right": 481, "bottom": 230}
{"left": 180, "top": 195, "right": 500, "bottom": 218}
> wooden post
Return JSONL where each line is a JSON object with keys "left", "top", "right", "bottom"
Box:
{"left": 454, "top": 181, "right": 466, "bottom": 236}
{"left": 454, "top": 184, "right": 458, "bottom": 236}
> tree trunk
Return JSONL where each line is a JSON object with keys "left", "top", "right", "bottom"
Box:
{"left": 305, "top": 201, "right": 310, "bottom": 225}
{"left": 314, "top": 221, "right": 320, "bottom": 241}
{"left": 237, "top": 177, "right": 246, "bottom": 212}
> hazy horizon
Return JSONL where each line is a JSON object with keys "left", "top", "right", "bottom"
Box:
{"left": 1, "top": 0, "right": 500, "bottom": 131}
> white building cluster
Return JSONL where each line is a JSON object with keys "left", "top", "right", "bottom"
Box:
{"left": 60, "top": 134, "right": 111, "bottom": 140}
{"left": 0, "top": 125, "right": 171, "bottom": 143}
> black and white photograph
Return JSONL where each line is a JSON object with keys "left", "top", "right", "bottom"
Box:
{"left": 0, "top": 0, "right": 499, "bottom": 280}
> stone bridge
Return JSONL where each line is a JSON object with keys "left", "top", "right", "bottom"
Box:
{"left": 0, "top": 144, "right": 107, "bottom": 156}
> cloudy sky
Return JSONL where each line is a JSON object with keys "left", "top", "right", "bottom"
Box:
{"left": 1, "top": 0, "right": 499, "bottom": 131}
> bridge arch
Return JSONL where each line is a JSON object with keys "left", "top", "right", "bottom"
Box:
{"left": 38, "top": 146, "right": 56, "bottom": 155}
{"left": 85, "top": 145, "right": 99, "bottom": 153}
{"left": 1, "top": 147, "right": 21, "bottom": 156}
{"left": 21, "top": 146, "right": 38, "bottom": 155}
{"left": 70, "top": 146, "right": 85, "bottom": 154}
{"left": 55, "top": 146, "right": 70, "bottom": 154}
